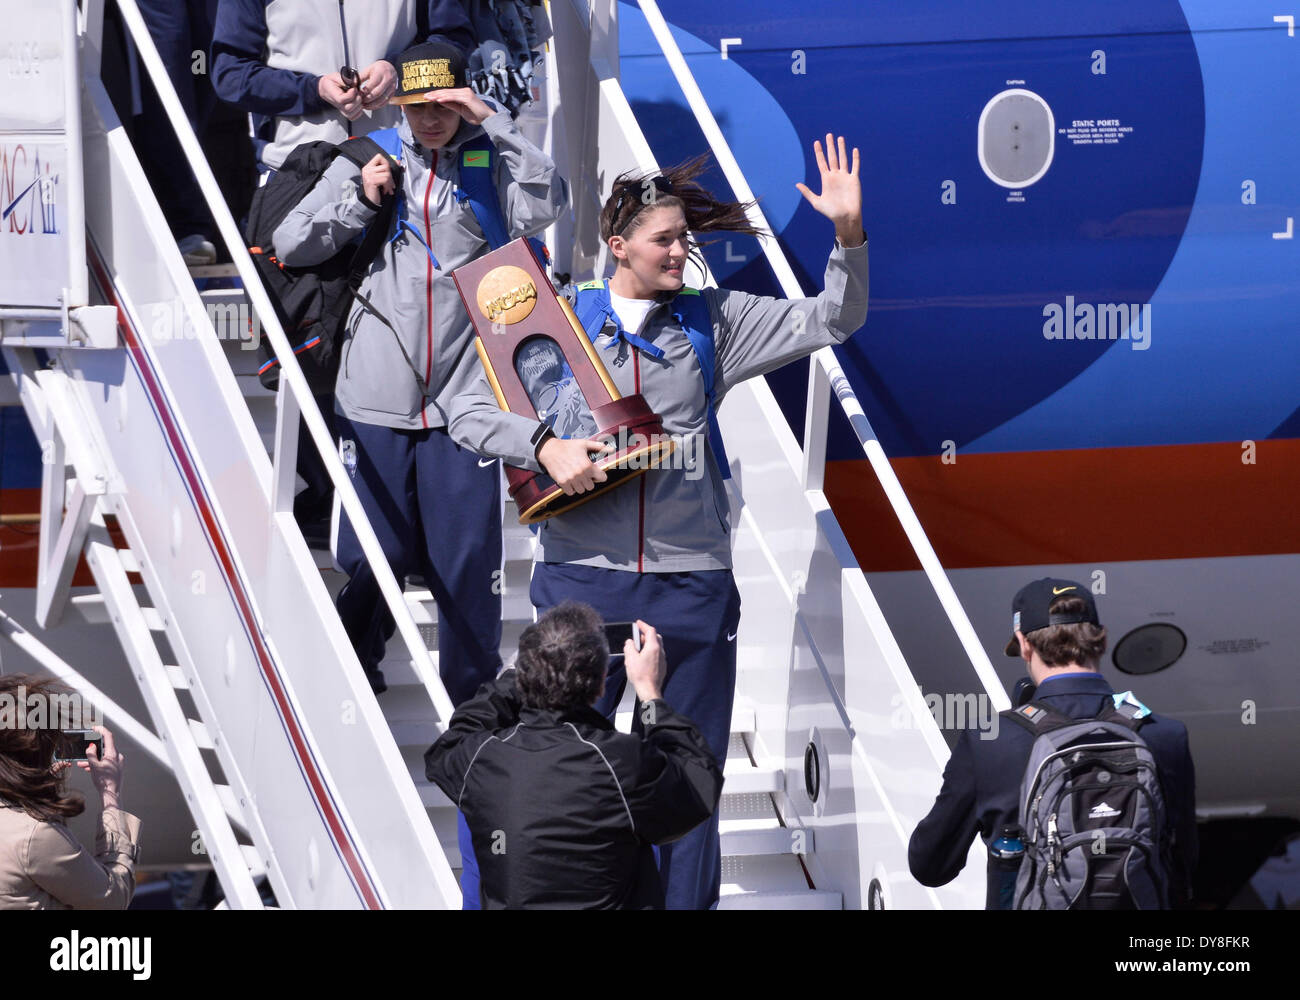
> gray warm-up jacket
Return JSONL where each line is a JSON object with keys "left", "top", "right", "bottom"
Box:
{"left": 448, "top": 239, "right": 869, "bottom": 572}
{"left": 273, "top": 111, "right": 568, "bottom": 438}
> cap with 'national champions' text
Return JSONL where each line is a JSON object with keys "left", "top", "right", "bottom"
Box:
{"left": 390, "top": 41, "right": 467, "bottom": 104}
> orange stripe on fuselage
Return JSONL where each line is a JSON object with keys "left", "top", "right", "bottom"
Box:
{"left": 825, "top": 440, "right": 1300, "bottom": 572}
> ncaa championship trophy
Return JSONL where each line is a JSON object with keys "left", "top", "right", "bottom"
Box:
{"left": 453, "top": 239, "right": 676, "bottom": 523}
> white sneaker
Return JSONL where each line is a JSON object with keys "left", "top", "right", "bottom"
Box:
{"left": 178, "top": 234, "right": 217, "bottom": 266}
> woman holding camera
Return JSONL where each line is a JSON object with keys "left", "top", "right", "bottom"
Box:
{"left": 0, "top": 675, "right": 140, "bottom": 909}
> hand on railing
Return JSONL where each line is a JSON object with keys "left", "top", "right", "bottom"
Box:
{"left": 795, "top": 134, "right": 864, "bottom": 249}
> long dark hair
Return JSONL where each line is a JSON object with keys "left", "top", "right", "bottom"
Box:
{"left": 600, "top": 154, "right": 765, "bottom": 246}
{"left": 0, "top": 674, "right": 85, "bottom": 822}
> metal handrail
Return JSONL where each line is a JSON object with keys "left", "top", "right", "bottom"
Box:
{"left": 634, "top": 0, "right": 1008, "bottom": 708}
{"left": 109, "top": 0, "right": 455, "bottom": 724}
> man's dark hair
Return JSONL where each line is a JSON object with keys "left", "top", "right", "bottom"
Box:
{"left": 515, "top": 602, "right": 609, "bottom": 711}
{"left": 1026, "top": 594, "right": 1108, "bottom": 667}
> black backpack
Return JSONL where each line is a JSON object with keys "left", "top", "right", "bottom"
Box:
{"left": 243, "top": 134, "right": 404, "bottom": 392}
{"left": 1005, "top": 697, "right": 1173, "bottom": 909}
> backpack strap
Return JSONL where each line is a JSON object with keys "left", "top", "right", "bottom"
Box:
{"left": 571, "top": 281, "right": 732, "bottom": 480}
{"left": 455, "top": 136, "right": 510, "bottom": 250}
{"left": 336, "top": 132, "right": 407, "bottom": 279}
{"left": 572, "top": 280, "right": 665, "bottom": 359}
{"left": 671, "top": 287, "right": 731, "bottom": 480}
{"left": 1000, "top": 701, "right": 1074, "bottom": 736}
{"left": 333, "top": 130, "right": 430, "bottom": 398}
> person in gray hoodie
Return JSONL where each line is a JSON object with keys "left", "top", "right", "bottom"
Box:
{"left": 447, "top": 134, "right": 867, "bottom": 908}
{"left": 272, "top": 41, "right": 568, "bottom": 703}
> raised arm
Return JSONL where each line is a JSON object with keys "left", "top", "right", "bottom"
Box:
{"left": 422, "top": 88, "right": 569, "bottom": 238}
{"left": 620, "top": 624, "right": 723, "bottom": 844}
{"left": 712, "top": 134, "right": 868, "bottom": 395}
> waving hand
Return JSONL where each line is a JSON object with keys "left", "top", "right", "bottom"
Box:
{"left": 795, "top": 133, "right": 865, "bottom": 248}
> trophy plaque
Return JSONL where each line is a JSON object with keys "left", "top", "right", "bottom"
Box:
{"left": 452, "top": 238, "right": 676, "bottom": 524}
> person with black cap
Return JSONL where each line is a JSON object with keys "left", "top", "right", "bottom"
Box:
{"left": 907, "top": 578, "right": 1198, "bottom": 908}
{"left": 273, "top": 38, "right": 565, "bottom": 701}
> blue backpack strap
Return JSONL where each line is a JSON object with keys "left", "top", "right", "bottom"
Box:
{"left": 672, "top": 287, "right": 731, "bottom": 480}
{"left": 455, "top": 135, "right": 510, "bottom": 250}
{"left": 354, "top": 128, "right": 443, "bottom": 266}
{"left": 367, "top": 127, "right": 404, "bottom": 161}
{"left": 573, "top": 279, "right": 611, "bottom": 342}
{"left": 571, "top": 280, "right": 665, "bottom": 358}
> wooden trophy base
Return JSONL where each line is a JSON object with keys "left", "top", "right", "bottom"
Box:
{"left": 508, "top": 395, "right": 677, "bottom": 524}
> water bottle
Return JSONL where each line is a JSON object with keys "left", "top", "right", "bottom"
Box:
{"left": 991, "top": 826, "right": 1025, "bottom": 862}
{"left": 991, "top": 826, "right": 1025, "bottom": 910}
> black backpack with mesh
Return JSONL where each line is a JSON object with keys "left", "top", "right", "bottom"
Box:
{"left": 243, "top": 135, "right": 402, "bottom": 392}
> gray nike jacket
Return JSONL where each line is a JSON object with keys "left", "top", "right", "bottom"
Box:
{"left": 273, "top": 109, "right": 568, "bottom": 440}
{"left": 447, "top": 239, "right": 869, "bottom": 572}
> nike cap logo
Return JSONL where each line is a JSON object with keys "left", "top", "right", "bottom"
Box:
{"left": 1052, "top": 586, "right": 1076, "bottom": 595}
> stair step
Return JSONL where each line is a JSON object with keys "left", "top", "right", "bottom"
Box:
{"left": 187, "top": 718, "right": 215, "bottom": 750}
{"left": 402, "top": 747, "right": 454, "bottom": 808}
{"left": 141, "top": 606, "right": 166, "bottom": 631}
{"left": 213, "top": 783, "right": 245, "bottom": 825}
{"left": 719, "top": 822, "right": 813, "bottom": 858}
{"left": 427, "top": 806, "right": 462, "bottom": 868}
{"left": 378, "top": 683, "right": 438, "bottom": 730}
{"left": 614, "top": 704, "right": 756, "bottom": 741}
{"left": 165, "top": 665, "right": 189, "bottom": 689}
{"left": 717, "top": 889, "right": 842, "bottom": 910}
{"left": 240, "top": 843, "right": 268, "bottom": 880}
{"left": 722, "top": 758, "right": 784, "bottom": 795}
{"left": 386, "top": 718, "right": 440, "bottom": 748}
{"left": 70, "top": 593, "right": 110, "bottom": 625}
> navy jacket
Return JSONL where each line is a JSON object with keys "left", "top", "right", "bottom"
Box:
{"left": 908, "top": 672, "right": 1198, "bottom": 908}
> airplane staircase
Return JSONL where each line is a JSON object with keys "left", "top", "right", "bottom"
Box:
{"left": 0, "top": 0, "right": 996, "bottom": 908}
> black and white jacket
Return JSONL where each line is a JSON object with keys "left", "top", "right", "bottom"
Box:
{"left": 424, "top": 669, "right": 723, "bottom": 909}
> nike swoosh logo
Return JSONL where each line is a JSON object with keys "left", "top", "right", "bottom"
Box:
{"left": 726, "top": 631, "right": 738, "bottom": 642}
{"left": 477, "top": 458, "right": 496, "bottom": 468}
{"left": 1051, "top": 586, "right": 1076, "bottom": 595}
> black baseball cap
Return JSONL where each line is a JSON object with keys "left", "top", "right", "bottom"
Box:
{"left": 391, "top": 42, "right": 467, "bottom": 104}
{"left": 1004, "top": 578, "right": 1100, "bottom": 656}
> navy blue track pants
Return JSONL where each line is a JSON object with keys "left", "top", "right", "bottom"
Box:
{"left": 531, "top": 561, "right": 741, "bottom": 910}
{"left": 333, "top": 412, "right": 503, "bottom": 706}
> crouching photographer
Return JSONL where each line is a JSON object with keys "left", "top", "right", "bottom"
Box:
{"left": 424, "top": 601, "right": 723, "bottom": 908}
{"left": 0, "top": 675, "right": 140, "bottom": 909}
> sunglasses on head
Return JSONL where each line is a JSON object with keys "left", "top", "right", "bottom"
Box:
{"left": 612, "top": 175, "right": 674, "bottom": 235}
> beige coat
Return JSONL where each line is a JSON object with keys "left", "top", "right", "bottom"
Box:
{"left": 0, "top": 800, "right": 141, "bottom": 909}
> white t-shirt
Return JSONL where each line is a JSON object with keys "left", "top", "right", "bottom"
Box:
{"left": 607, "top": 291, "right": 656, "bottom": 338}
